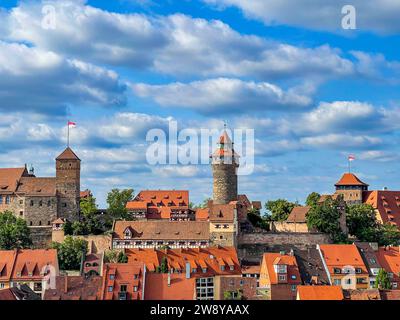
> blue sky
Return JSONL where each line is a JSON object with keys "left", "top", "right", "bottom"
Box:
{"left": 0, "top": 0, "right": 399, "bottom": 208}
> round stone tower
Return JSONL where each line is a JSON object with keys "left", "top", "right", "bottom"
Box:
{"left": 211, "top": 129, "right": 239, "bottom": 205}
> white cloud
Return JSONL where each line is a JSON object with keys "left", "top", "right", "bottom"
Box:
{"left": 0, "top": 41, "right": 126, "bottom": 115}
{"left": 132, "top": 78, "right": 312, "bottom": 114}
{"left": 2, "top": 1, "right": 357, "bottom": 81}
{"left": 301, "top": 134, "right": 382, "bottom": 148}
{"left": 204, "top": 0, "right": 400, "bottom": 34}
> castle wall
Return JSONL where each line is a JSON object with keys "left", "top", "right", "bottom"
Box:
{"left": 237, "top": 232, "right": 332, "bottom": 262}
{"left": 24, "top": 196, "right": 58, "bottom": 227}
{"left": 29, "top": 226, "right": 52, "bottom": 248}
{"left": 270, "top": 222, "right": 310, "bottom": 233}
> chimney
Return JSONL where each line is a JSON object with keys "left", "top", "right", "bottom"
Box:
{"left": 64, "top": 276, "right": 68, "bottom": 294}
{"left": 167, "top": 272, "right": 171, "bottom": 287}
{"left": 185, "top": 262, "right": 191, "bottom": 279}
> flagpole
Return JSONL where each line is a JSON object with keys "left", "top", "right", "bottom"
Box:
{"left": 67, "top": 121, "right": 70, "bottom": 147}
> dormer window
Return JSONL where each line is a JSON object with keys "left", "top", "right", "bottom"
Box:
{"left": 334, "top": 268, "right": 341, "bottom": 274}
{"left": 124, "top": 228, "right": 132, "bottom": 239}
{"left": 274, "top": 264, "right": 287, "bottom": 274}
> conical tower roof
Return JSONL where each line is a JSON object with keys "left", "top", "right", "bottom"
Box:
{"left": 56, "top": 147, "right": 80, "bottom": 161}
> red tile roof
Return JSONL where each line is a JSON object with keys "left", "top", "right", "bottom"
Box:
{"left": 343, "top": 289, "right": 381, "bottom": 300}
{"left": 287, "top": 206, "right": 310, "bottom": 223}
{"left": 10, "top": 249, "right": 58, "bottom": 281}
{"left": 363, "top": 190, "right": 400, "bottom": 228}
{"left": 376, "top": 246, "right": 400, "bottom": 282}
{"left": 195, "top": 208, "right": 209, "bottom": 221}
{"left": 318, "top": 244, "right": 368, "bottom": 275}
{"left": 56, "top": 147, "right": 80, "bottom": 161}
{"left": 145, "top": 273, "right": 196, "bottom": 300}
{"left": 241, "top": 265, "right": 260, "bottom": 275}
{"left": 126, "top": 247, "right": 240, "bottom": 277}
{"left": 335, "top": 173, "right": 368, "bottom": 186}
{"left": 0, "top": 250, "right": 17, "bottom": 282}
{"left": 0, "top": 288, "right": 17, "bottom": 300}
{"left": 209, "top": 202, "right": 236, "bottom": 222}
{"left": 0, "top": 167, "right": 29, "bottom": 193}
{"left": 101, "top": 262, "right": 145, "bottom": 300}
{"left": 262, "top": 253, "right": 301, "bottom": 285}
{"left": 16, "top": 177, "right": 56, "bottom": 196}
{"left": 43, "top": 276, "right": 103, "bottom": 300}
{"left": 113, "top": 220, "right": 209, "bottom": 241}
{"left": 297, "top": 286, "right": 344, "bottom": 300}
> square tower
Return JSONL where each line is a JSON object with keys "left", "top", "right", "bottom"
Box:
{"left": 56, "top": 147, "right": 81, "bottom": 221}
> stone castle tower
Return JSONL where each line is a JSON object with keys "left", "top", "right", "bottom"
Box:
{"left": 56, "top": 147, "right": 81, "bottom": 221}
{"left": 211, "top": 129, "right": 239, "bottom": 205}
{"left": 334, "top": 172, "right": 368, "bottom": 205}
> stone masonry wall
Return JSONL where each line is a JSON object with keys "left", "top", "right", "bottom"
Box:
{"left": 29, "top": 226, "right": 52, "bottom": 248}
{"left": 237, "top": 232, "right": 332, "bottom": 263}
{"left": 212, "top": 163, "right": 238, "bottom": 204}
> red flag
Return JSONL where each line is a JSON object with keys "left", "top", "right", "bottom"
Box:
{"left": 68, "top": 121, "right": 76, "bottom": 127}
{"left": 348, "top": 154, "right": 355, "bottom": 161}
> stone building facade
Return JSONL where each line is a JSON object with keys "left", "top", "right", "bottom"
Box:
{"left": 0, "top": 147, "right": 81, "bottom": 247}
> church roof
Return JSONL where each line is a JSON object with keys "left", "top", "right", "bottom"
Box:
{"left": 335, "top": 173, "right": 368, "bottom": 186}
{"left": 56, "top": 147, "right": 80, "bottom": 161}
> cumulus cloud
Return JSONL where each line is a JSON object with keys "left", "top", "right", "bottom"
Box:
{"left": 2, "top": 1, "right": 357, "bottom": 81}
{"left": 203, "top": 0, "right": 400, "bottom": 34}
{"left": 131, "top": 78, "right": 312, "bottom": 114}
{"left": 0, "top": 41, "right": 126, "bottom": 115}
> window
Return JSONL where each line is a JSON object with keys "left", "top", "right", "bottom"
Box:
{"left": 134, "top": 274, "right": 138, "bottom": 280}
{"left": 220, "top": 265, "right": 225, "bottom": 271}
{"left": 202, "top": 268, "right": 207, "bottom": 273}
{"left": 5, "top": 196, "right": 10, "bottom": 204}
{"left": 62, "top": 203, "right": 67, "bottom": 207}
{"left": 38, "top": 221, "right": 42, "bottom": 226}
{"left": 108, "top": 286, "right": 113, "bottom": 292}
{"left": 333, "top": 268, "right": 341, "bottom": 274}
{"left": 33, "top": 282, "right": 42, "bottom": 292}
{"left": 133, "top": 286, "right": 138, "bottom": 292}
{"left": 355, "top": 268, "right": 362, "bottom": 274}
{"left": 19, "top": 200, "right": 23, "bottom": 205}
{"left": 39, "top": 200, "right": 42, "bottom": 207}
{"left": 278, "top": 275, "right": 286, "bottom": 281}
{"left": 291, "top": 285, "right": 297, "bottom": 292}
{"left": 30, "top": 200, "right": 34, "bottom": 206}
{"left": 110, "top": 274, "right": 115, "bottom": 280}
{"left": 0, "top": 283, "right": 4, "bottom": 289}
{"left": 47, "top": 201, "right": 51, "bottom": 207}
{"left": 393, "top": 283, "right": 398, "bottom": 289}
{"left": 120, "top": 285, "right": 127, "bottom": 292}
{"left": 370, "top": 258, "right": 376, "bottom": 264}
{"left": 192, "top": 268, "right": 197, "bottom": 273}
{"left": 291, "top": 275, "right": 297, "bottom": 280}
{"left": 19, "top": 211, "right": 23, "bottom": 216}
{"left": 0, "top": 196, "right": 2, "bottom": 204}
{"left": 229, "top": 265, "right": 234, "bottom": 271}
{"left": 345, "top": 279, "right": 352, "bottom": 285}
{"left": 333, "top": 279, "right": 341, "bottom": 285}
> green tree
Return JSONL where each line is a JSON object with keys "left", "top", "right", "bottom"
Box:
{"left": 156, "top": 256, "right": 169, "bottom": 273}
{"left": 51, "top": 236, "right": 87, "bottom": 270}
{"left": 117, "top": 251, "right": 128, "bottom": 263}
{"left": 80, "top": 196, "right": 98, "bottom": 219}
{"left": 374, "top": 268, "right": 391, "bottom": 289}
{"left": 265, "top": 199, "right": 297, "bottom": 221}
{"left": 346, "top": 204, "right": 378, "bottom": 241}
{"left": 305, "top": 192, "right": 321, "bottom": 207}
{"left": 71, "top": 221, "right": 88, "bottom": 236}
{"left": 377, "top": 224, "right": 400, "bottom": 246}
{"left": 63, "top": 220, "right": 73, "bottom": 236}
{"left": 306, "top": 198, "right": 347, "bottom": 243}
{"left": 106, "top": 188, "right": 134, "bottom": 220}
{"left": 0, "top": 211, "right": 32, "bottom": 250}
{"left": 247, "top": 209, "right": 269, "bottom": 231}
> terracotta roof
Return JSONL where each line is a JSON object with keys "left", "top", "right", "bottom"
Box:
{"left": 211, "top": 130, "right": 240, "bottom": 160}
{"left": 318, "top": 244, "right": 368, "bottom": 275}
{"left": 126, "top": 201, "right": 148, "bottom": 210}
{"left": 80, "top": 190, "right": 92, "bottom": 198}
{"left": 101, "top": 262, "right": 145, "bottom": 300}
{"left": 126, "top": 247, "right": 240, "bottom": 277}
{"left": 335, "top": 173, "right": 368, "bottom": 186}
{"left": 295, "top": 247, "right": 330, "bottom": 285}
{"left": 376, "top": 246, "right": 400, "bottom": 282}
{"left": 0, "top": 250, "right": 17, "bottom": 282}
{"left": 11, "top": 249, "right": 58, "bottom": 280}
{"left": 343, "top": 289, "right": 381, "bottom": 300}
{"left": 113, "top": 220, "right": 209, "bottom": 241}
{"left": 363, "top": 190, "right": 400, "bottom": 228}
{"left": 209, "top": 203, "right": 236, "bottom": 222}
{"left": 43, "top": 276, "right": 102, "bottom": 300}
{"left": 16, "top": 177, "right": 56, "bottom": 196}
{"left": 286, "top": 206, "right": 310, "bottom": 223}
{"left": 241, "top": 265, "right": 260, "bottom": 275}
{"left": 297, "top": 286, "right": 344, "bottom": 300}
{"left": 0, "top": 288, "right": 17, "bottom": 300}
{"left": 145, "top": 273, "right": 196, "bottom": 300}
{"left": 52, "top": 218, "right": 66, "bottom": 224}
{"left": 0, "top": 167, "right": 29, "bottom": 193}
{"left": 262, "top": 253, "right": 301, "bottom": 285}
{"left": 195, "top": 208, "right": 209, "bottom": 221}
{"left": 219, "top": 130, "right": 232, "bottom": 145}
{"left": 56, "top": 147, "right": 80, "bottom": 161}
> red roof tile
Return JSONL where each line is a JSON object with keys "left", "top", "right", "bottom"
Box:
{"left": 297, "top": 286, "right": 344, "bottom": 300}
{"left": 145, "top": 273, "right": 196, "bottom": 300}
{"left": 56, "top": 147, "right": 80, "bottom": 161}
{"left": 262, "top": 253, "right": 301, "bottom": 285}
{"left": 335, "top": 173, "right": 368, "bottom": 186}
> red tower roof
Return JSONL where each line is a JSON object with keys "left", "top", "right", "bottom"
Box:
{"left": 335, "top": 173, "right": 368, "bottom": 186}
{"left": 56, "top": 147, "right": 80, "bottom": 161}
